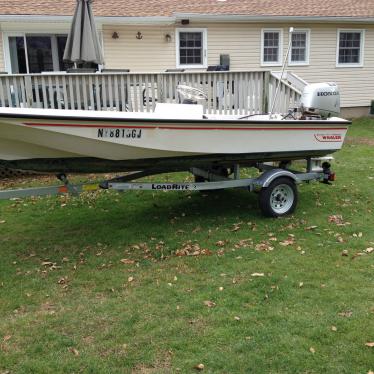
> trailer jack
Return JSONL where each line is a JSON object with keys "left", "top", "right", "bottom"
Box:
{"left": 322, "top": 162, "right": 335, "bottom": 184}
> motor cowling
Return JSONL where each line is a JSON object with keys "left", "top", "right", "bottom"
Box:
{"left": 300, "top": 82, "right": 340, "bottom": 118}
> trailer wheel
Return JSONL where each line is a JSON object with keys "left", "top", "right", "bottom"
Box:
{"left": 259, "top": 177, "right": 298, "bottom": 217}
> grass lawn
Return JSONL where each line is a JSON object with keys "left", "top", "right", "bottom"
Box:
{"left": 0, "top": 118, "right": 373, "bottom": 374}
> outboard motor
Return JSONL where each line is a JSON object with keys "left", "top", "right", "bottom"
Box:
{"left": 300, "top": 82, "right": 340, "bottom": 119}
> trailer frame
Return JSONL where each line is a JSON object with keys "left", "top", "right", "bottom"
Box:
{"left": 0, "top": 157, "right": 334, "bottom": 217}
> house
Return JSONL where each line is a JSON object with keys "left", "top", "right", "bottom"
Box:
{"left": 1, "top": 0, "right": 374, "bottom": 116}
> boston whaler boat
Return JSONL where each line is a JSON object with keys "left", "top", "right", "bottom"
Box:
{"left": 0, "top": 82, "right": 350, "bottom": 217}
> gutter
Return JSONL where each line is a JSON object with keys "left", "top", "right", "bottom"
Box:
{"left": 0, "top": 13, "right": 373, "bottom": 25}
{"left": 0, "top": 14, "right": 175, "bottom": 26}
{"left": 173, "top": 14, "right": 374, "bottom": 24}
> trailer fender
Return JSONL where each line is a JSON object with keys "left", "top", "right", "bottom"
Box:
{"left": 253, "top": 169, "right": 299, "bottom": 191}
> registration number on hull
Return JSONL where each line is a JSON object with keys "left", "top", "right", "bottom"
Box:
{"left": 97, "top": 128, "right": 142, "bottom": 139}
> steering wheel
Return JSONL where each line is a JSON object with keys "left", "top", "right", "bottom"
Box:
{"left": 176, "top": 85, "right": 208, "bottom": 102}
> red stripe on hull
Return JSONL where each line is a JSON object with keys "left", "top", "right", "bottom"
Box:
{"left": 23, "top": 122, "right": 348, "bottom": 131}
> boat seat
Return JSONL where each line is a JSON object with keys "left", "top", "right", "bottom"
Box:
{"left": 154, "top": 103, "right": 204, "bottom": 119}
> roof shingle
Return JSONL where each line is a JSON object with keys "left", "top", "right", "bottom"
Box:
{"left": 0, "top": 0, "right": 373, "bottom": 18}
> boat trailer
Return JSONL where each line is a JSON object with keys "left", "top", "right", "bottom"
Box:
{"left": 0, "top": 157, "right": 335, "bottom": 217}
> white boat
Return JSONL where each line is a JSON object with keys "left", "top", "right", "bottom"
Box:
{"left": 0, "top": 83, "right": 350, "bottom": 174}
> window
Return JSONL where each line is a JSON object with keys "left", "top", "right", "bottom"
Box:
{"left": 261, "top": 29, "right": 282, "bottom": 66}
{"left": 6, "top": 34, "right": 74, "bottom": 73}
{"left": 26, "top": 36, "right": 53, "bottom": 73}
{"left": 8, "top": 37, "right": 27, "bottom": 74}
{"left": 176, "top": 28, "right": 207, "bottom": 68}
{"left": 289, "top": 30, "right": 310, "bottom": 65}
{"left": 336, "top": 29, "right": 364, "bottom": 67}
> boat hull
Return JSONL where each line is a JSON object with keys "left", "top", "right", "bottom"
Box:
{"left": 0, "top": 150, "right": 339, "bottom": 174}
{"left": 0, "top": 108, "right": 350, "bottom": 173}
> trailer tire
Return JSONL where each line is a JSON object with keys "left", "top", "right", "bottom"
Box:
{"left": 259, "top": 177, "right": 298, "bottom": 217}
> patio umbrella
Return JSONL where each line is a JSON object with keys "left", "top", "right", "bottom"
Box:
{"left": 63, "top": 0, "right": 104, "bottom": 65}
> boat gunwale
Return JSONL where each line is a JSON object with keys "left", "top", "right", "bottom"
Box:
{"left": 0, "top": 112, "right": 352, "bottom": 126}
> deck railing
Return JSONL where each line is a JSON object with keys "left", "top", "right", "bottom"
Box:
{"left": 269, "top": 72, "right": 303, "bottom": 114}
{"left": 0, "top": 70, "right": 302, "bottom": 115}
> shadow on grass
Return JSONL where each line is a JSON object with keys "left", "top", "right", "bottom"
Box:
{"left": 0, "top": 188, "right": 264, "bottom": 256}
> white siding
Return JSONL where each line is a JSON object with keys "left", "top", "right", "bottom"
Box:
{"left": 102, "top": 22, "right": 374, "bottom": 107}
{"left": 102, "top": 25, "right": 176, "bottom": 71}
{"left": 283, "top": 24, "right": 374, "bottom": 108}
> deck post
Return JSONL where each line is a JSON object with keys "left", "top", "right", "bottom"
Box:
{"left": 262, "top": 71, "right": 270, "bottom": 114}
{"left": 24, "top": 75, "right": 34, "bottom": 108}
{"left": 157, "top": 73, "right": 165, "bottom": 103}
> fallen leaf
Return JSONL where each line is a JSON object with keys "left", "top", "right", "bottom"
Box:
{"left": 338, "top": 310, "right": 352, "bottom": 317}
{"left": 120, "top": 259, "right": 135, "bottom": 265}
{"left": 194, "top": 363, "right": 204, "bottom": 371}
{"left": 279, "top": 236, "right": 295, "bottom": 246}
{"left": 57, "top": 277, "right": 68, "bottom": 285}
{"left": 215, "top": 240, "right": 226, "bottom": 247}
{"left": 41, "top": 261, "right": 53, "bottom": 266}
{"left": 305, "top": 225, "right": 318, "bottom": 230}
{"left": 203, "top": 300, "right": 216, "bottom": 308}
{"left": 175, "top": 241, "right": 212, "bottom": 257}
{"left": 231, "top": 225, "right": 241, "bottom": 232}
{"left": 3, "top": 335, "right": 12, "bottom": 342}
{"left": 69, "top": 347, "right": 79, "bottom": 356}
{"left": 255, "top": 241, "right": 274, "bottom": 252}
{"left": 328, "top": 215, "right": 347, "bottom": 226}
{"left": 352, "top": 252, "right": 364, "bottom": 259}
{"left": 366, "top": 342, "right": 374, "bottom": 347}
{"left": 251, "top": 273, "right": 265, "bottom": 277}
